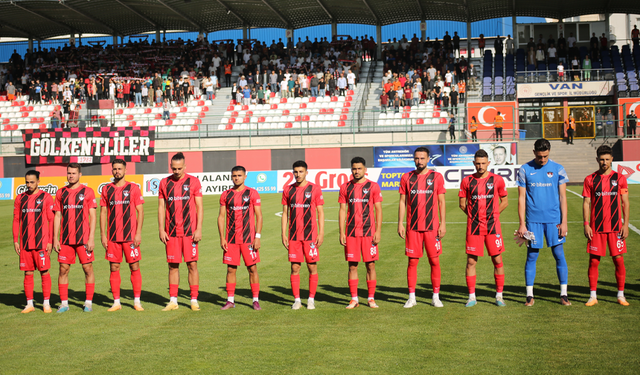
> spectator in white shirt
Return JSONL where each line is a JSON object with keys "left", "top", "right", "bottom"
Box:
{"left": 347, "top": 69, "right": 356, "bottom": 90}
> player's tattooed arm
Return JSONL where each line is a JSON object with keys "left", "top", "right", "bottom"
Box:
{"left": 397, "top": 194, "right": 406, "bottom": 239}
{"left": 583, "top": 197, "right": 593, "bottom": 240}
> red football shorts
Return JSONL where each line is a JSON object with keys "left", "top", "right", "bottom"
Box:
{"left": 223, "top": 243, "right": 260, "bottom": 267}
{"left": 288, "top": 240, "right": 319, "bottom": 263}
{"left": 106, "top": 242, "right": 141, "bottom": 264}
{"left": 587, "top": 232, "right": 627, "bottom": 257}
{"left": 20, "top": 248, "right": 51, "bottom": 272}
{"left": 345, "top": 236, "right": 379, "bottom": 263}
{"left": 58, "top": 244, "right": 95, "bottom": 264}
{"left": 465, "top": 233, "right": 505, "bottom": 257}
{"left": 166, "top": 237, "right": 199, "bottom": 263}
{"left": 405, "top": 230, "right": 442, "bottom": 258}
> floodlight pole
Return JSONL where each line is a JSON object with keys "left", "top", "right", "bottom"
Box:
{"left": 376, "top": 23, "right": 382, "bottom": 60}
{"left": 467, "top": 21, "right": 472, "bottom": 58}
{"left": 331, "top": 21, "right": 337, "bottom": 38}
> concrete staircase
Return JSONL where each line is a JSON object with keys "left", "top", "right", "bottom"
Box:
{"left": 517, "top": 139, "right": 600, "bottom": 183}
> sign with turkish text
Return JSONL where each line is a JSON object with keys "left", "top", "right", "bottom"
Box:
{"left": 517, "top": 81, "right": 614, "bottom": 99}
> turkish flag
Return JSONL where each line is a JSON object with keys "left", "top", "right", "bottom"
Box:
{"left": 467, "top": 101, "right": 517, "bottom": 131}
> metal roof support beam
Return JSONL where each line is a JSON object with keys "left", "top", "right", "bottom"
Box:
{"left": 315, "top": 0, "right": 334, "bottom": 21}
{"left": 415, "top": 0, "right": 424, "bottom": 21}
{"left": 58, "top": 2, "right": 117, "bottom": 34}
{"left": 113, "top": 0, "right": 159, "bottom": 29}
{"left": 216, "top": 0, "right": 249, "bottom": 26}
{"left": 155, "top": 0, "right": 206, "bottom": 32}
{"left": 11, "top": 3, "right": 73, "bottom": 32}
{"left": 0, "top": 20, "right": 34, "bottom": 39}
{"left": 361, "top": 0, "right": 379, "bottom": 23}
{"left": 260, "top": 0, "right": 292, "bottom": 28}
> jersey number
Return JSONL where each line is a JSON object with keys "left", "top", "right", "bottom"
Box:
{"left": 370, "top": 247, "right": 377, "bottom": 256}
{"left": 495, "top": 238, "right": 504, "bottom": 248}
{"left": 309, "top": 248, "right": 318, "bottom": 258}
{"left": 617, "top": 239, "right": 625, "bottom": 249}
{"left": 130, "top": 248, "right": 140, "bottom": 258}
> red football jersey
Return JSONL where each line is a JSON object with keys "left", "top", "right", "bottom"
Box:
{"left": 399, "top": 170, "right": 445, "bottom": 232}
{"left": 100, "top": 181, "right": 144, "bottom": 242}
{"left": 458, "top": 173, "right": 507, "bottom": 235}
{"left": 53, "top": 185, "right": 97, "bottom": 245}
{"left": 158, "top": 174, "right": 202, "bottom": 237}
{"left": 582, "top": 171, "right": 628, "bottom": 233}
{"left": 281, "top": 182, "right": 324, "bottom": 241}
{"left": 338, "top": 179, "right": 383, "bottom": 237}
{"left": 220, "top": 187, "right": 261, "bottom": 244}
{"left": 13, "top": 190, "right": 55, "bottom": 250}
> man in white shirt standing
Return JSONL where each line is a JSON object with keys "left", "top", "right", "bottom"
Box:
{"left": 337, "top": 74, "right": 347, "bottom": 96}
{"left": 347, "top": 69, "right": 356, "bottom": 90}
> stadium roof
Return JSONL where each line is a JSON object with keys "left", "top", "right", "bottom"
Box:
{"left": 0, "top": 0, "right": 638, "bottom": 40}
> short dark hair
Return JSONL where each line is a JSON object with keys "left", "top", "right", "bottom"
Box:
{"left": 67, "top": 163, "right": 82, "bottom": 172}
{"left": 231, "top": 165, "right": 246, "bottom": 173}
{"left": 292, "top": 160, "right": 308, "bottom": 170}
{"left": 414, "top": 147, "right": 430, "bottom": 156}
{"left": 474, "top": 149, "right": 489, "bottom": 159}
{"left": 171, "top": 152, "right": 185, "bottom": 162}
{"left": 494, "top": 145, "right": 507, "bottom": 154}
{"left": 112, "top": 158, "right": 126, "bottom": 167}
{"left": 533, "top": 138, "right": 551, "bottom": 152}
{"left": 350, "top": 157, "right": 366, "bottom": 166}
{"left": 597, "top": 145, "right": 613, "bottom": 158}
{"left": 25, "top": 170, "right": 40, "bottom": 179}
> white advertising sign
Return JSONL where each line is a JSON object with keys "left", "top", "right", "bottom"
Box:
{"left": 517, "top": 81, "right": 614, "bottom": 99}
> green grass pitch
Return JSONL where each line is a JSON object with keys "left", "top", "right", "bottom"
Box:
{"left": 1, "top": 185, "right": 639, "bottom": 374}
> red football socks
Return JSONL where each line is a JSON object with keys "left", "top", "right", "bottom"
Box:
{"left": 588, "top": 256, "right": 600, "bottom": 291}
{"left": 250, "top": 283, "right": 260, "bottom": 299}
{"left": 130, "top": 269, "right": 142, "bottom": 298}
{"left": 494, "top": 274, "right": 505, "bottom": 293}
{"left": 190, "top": 285, "right": 199, "bottom": 299}
{"left": 291, "top": 275, "right": 300, "bottom": 298}
{"left": 85, "top": 283, "right": 95, "bottom": 301}
{"left": 169, "top": 283, "right": 179, "bottom": 298}
{"left": 367, "top": 280, "right": 376, "bottom": 299}
{"left": 290, "top": 275, "right": 301, "bottom": 298}
{"left": 348, "top": 279, "right": 359, "bottom": 298}
{"left": 613, "top": 256, "right": 626, "bottom": 291}
{"left": 110, "top": 271, "right": 121, "bottom": 299}
{"left": 309, "top": 274, "right": 318, "bottom": 299}
{"left": 59, "top": 283, "right": 69, "bottom": 301}
{"left": 407, "top": 258, "right": 419, "bottom": 293}
{"left": 24, "top": 274, "right": 34, "bottom": 301}
{"left": 41, "top": 273, "right": 51, "bottom": 300}
{"left": 428, "top": 257, "right": 441, "bottom": 294}
{"left": 226, "top": 283, "right": 236, "bottom": 297}
{"left": 466, "top": 275, "right": 476, "bottom": 294}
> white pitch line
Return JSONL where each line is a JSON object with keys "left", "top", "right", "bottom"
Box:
{"left": 566, "top": 189, "right": 583, "bottom": 198}
{"left": 628, "top": 223, "right": 640, "bottom": 237}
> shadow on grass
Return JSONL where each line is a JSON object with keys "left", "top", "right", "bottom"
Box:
{"left": 177, "top": 289, "right": 226, "bottom": 307}
{"left": 114, "top": 288, "right": 170, "bottom": 308}
{"left": 0, "top": 293, "right": 27, "bottom": 309}
{"left": 267, "top": 285, "right": 344, "bottom": 305}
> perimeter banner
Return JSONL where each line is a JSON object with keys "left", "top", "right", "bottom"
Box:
{"left": 22, "top": 126, "right": 155, "bottom": 165}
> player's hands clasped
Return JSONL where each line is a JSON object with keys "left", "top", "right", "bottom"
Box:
{"left": 516, "top": 223, "right": 529, "bottom": 238}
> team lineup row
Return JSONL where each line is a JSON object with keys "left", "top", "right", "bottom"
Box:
{"left": 13, "top": 139, "right": 630, "bottom": 313}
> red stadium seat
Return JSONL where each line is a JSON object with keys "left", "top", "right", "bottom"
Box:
{"left": 19, "top": 101, "right": 25, "bottom": 106}
{"left": 225, "top": 124, "right": 233, "bottom": 130}
{"left": 30, "top": 117, "right": 38, "bottom": 123}
{"left": 230, "top": 100, "right": 237, "bottom": 105}
{"left": 179, "top": 107, "right": 187, "bottom": 112}
{"left": 270, "top": 92, "right": 276, "bottom": 98}
{"left": 439, "top": 118, "right": 448, "bottom": 124}
{"left": 155, "top": 114, "right": 162, "bottom": 119}
{"left": 27, "top": 106, "right": 34, "bottom": 111}
{"left": 416, "top": 119, "right": 424, "bottom": 125}
{"left": 299, "top": 103, "right": 307, "bottom": 109}
{"left": 347, "top": 90, "right": 354, "bottom": 95}
{"left": 39, "top": 123, "right": 47, "bottom": 129}
{"left": 197, "top": 100, "right": 205, "bottom": 106}
{"left": 343, "top": 102, "right": 351, "bottom": 107}
{"left": 20, "top": 106, "right": 27, "bottom": 112}
{"left": 126, "top": 115, "right": 134, "bottom": 121}
{"left": 227, "top": 105, "right": 234, "bottom": 111}
{"left": 402, "top": 113, "right": 410, "bottom": 119}
{"left": 258, "top": 117, "right": 265, "bottom": 123}
{"left": 242, "top": 105, "right": 249, "bottom": 110}
{"left": 309, "top": 97, "right": 316, "bottom": 102}
{"left": 198, "top": 112, "right": 205, "bottom": 118}
{"left": 280, "top": 98, "right": 287, "bottom": 104}
{"left": 346, "top": 96, "right": 353, "bottom": 101}
{"left": 330, "top": 96, "right": 338, "bottom": 102}
{"left": 243, "top": 117, "right": 250, "bottom": 123}
{"left": 11, "top": 124, "right": 18, "bottom": 130}
{"left": 340, "top": 115, "right": 347, "bottom": 121}
{"left": 432, "top": 111, "right": 440, "bottom": 118}
{"left": 228, "top": 118, "right": 236, "bottom": 124}
{"left": 404, "top": 106, "right": 411, "bottom": 112}
{"left": 270, "top": 104, "right": 278, "bottom": 109}
{"left": 201, "top": 106, "right": 209, "bottom": 112}
{"left": 3, "top": 125, "right": 10, "bottom": 130}
{"left": 246, "top": 111, "right": 253, "bottom": 116}
{"left": 2, "top": 119, "right": 8, "bottom": 124}
{"left": 144, "top": 108, "right": 152, "bottom": 114}
{"left": 210, "top": 95, "right": 215, "bottom": 100}
{"left": 21, "top": 112, "right": 29, "bottom": 117}
{"left": 282, "top": 109, "right": 290, "bottom": 116}
{"left": 116, "top": 109, "right": 124, "bottom": 115}
{"left": 326, "top": 108, "right": 334, "bottom": 114}
{"left": 285, "top": 122, "right": 293, "bottom": 128}
{"left": 129, "top": 121, "right": 137, "bottom": 126}
{"left": 295, "top": 115, "right": 301, "bottom": 122}
{"left": 165, "top": 120, "right": 173, "bottom": 125}
{"left": 302, "top": 115, "right": 310, "bottom": 121}
{"left": 195, "top": 119, "right": 202, "bottom": 125}
{"left": 170, "top": 113, "right": 177, "bottom": 119}
{"left": 338, "top": 121, "right": 346, "bottom": 127}
{"left": 231, "top": 111, "right": 239, "bottom": 117}
{"left": 342, "top": 108, "right": 349, "bottom": 114}
{"left": 319, "top": 108, "right": 326, "bottom": 114}
{"left": 191, "top": 125, "right": 199, "bottom": 131}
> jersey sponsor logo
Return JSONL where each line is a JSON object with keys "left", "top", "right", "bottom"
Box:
{"left": 230, "top": 205, "right": 250, "bottom": 211}
{"left": 349, "top": 198, "right": 369, "bottom": 203}
{"left": 529, "top": 182, "right": 553, "bottom": 187}
{"left": 472, "top": 193, "right": 494, "bottom": 200}
{"left": 547, "top": 172, "right": 554, "bottom": 178}
{"left": 109, "top": 199, "right": 131, "bottom": 206}
{"left": 411, "top": 189, "right": 433, "bottom": 194}
{"left": 167, "top": 195, "right": 190, "bottom": 201}
{"left": 595, "top": 191, "right": 617, "bottom": 197}
{"left": 290, "top": 203, "right": 311, "bottom": 208}
{"left": 63, "top": 204, "right": 84, "bottom": 210}
{"left": 22, "top": 208, "right": 42, "bottom": 213}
